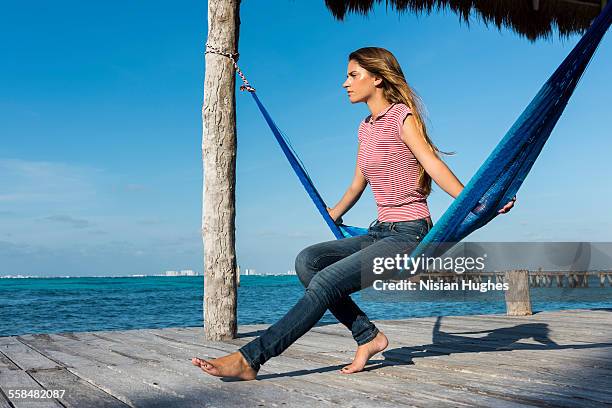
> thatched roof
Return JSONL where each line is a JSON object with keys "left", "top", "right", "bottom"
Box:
{"left": 324, "top": 0, "right": 606, "bottom": 41}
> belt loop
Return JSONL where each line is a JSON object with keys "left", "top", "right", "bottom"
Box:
{"left": 390, "top": 222, "right": 396, "bottom": 231}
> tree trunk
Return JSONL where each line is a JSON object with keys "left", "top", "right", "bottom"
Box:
{"left": 202, "top": 0, "right": 241, "bottom": 340}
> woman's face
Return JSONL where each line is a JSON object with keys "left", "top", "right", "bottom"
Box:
{"left": 342, "top": 60, "right": 380, "bottom": 103}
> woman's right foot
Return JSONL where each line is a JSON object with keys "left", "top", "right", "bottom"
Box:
{"left": 192, "top": 352, "right": 258, "bottom": 381}
{"left": 340, "top": 331, "right": 388, "bottom": 374}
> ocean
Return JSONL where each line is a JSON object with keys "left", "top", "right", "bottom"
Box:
{"left": 1, "top": 275, "right": 610, "bottom": 337}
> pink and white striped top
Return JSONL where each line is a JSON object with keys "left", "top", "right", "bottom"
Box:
{"left": 357, "top": 103, "right": 431, "bottom": 222}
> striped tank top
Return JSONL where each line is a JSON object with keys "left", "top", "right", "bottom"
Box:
{"left": 357, "top": 103, "right": 431, "bottom": 222}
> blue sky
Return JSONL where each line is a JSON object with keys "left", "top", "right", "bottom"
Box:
{"left": 1, "top": 1, "right": 611, "bottom": 277}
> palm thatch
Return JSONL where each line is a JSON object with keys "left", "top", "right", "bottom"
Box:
{"left": 324, "top": 0, "right": 606, "bottom": 41}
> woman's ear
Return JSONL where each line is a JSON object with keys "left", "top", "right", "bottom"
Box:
{"left": 373, "top": 76, "right": 383, "bottom": 88}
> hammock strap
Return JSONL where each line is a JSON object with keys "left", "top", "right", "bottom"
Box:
{"left": 204, "top": 43, "right": 359, "bottom": 238}
{"left": 205, "top": 43, "right": 256, "bottom": 92}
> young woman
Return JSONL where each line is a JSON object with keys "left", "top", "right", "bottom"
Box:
{"left": 192, "top": 47, "right": 516, "bottom": 380}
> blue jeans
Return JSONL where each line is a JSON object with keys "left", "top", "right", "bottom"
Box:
{"left": 238, "top": 217, "right": 432, "bottom": 371}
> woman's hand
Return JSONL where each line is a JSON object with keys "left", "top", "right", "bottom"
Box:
{"left": 498, "top": 196, "right": 517, "bottom": 214}
{"left": 326, "top": 207, "right": 343, "bottom": 225}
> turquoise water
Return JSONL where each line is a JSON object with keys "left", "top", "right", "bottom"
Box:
{"left": 0, "top": 275, "right": 610, "bottom": 337}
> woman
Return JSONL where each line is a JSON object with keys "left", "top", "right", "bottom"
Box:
{"left": 192, "top": 47, "right": 516, "bottom": 380}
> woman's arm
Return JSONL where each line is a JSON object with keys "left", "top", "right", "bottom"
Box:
{"left": 399, "top": 115, "right": 463, "bottom": 198}
{"left": 328, "top": 148, "right": 368, "bottom": 223}
{"left": 400, "top": 115, "right": 516, "bottom": 213}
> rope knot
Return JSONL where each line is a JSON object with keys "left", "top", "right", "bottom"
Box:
{"left": 205, "top": 43, "right": 255, "bottom": 92}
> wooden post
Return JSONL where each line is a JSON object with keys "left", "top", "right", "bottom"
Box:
{"left": 202, "top": 0, "right": 241, "bottom": 340}
{"left": 505, "top": 270, "right": 532, "bottom": 316}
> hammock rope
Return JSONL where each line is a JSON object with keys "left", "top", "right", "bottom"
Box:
{"left": 205, "top": 44, "right": 256, "bottom": 92}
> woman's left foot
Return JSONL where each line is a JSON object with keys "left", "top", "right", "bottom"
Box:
{"left": 192, "top": 352, "right": 258, "bottom": 381}
{"left": 340, "top": 331, "right": 388, "bottom": 374}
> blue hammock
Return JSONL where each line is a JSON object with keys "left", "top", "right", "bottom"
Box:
{"left": 246, "top": 2, "right": 611, "bottom": 259}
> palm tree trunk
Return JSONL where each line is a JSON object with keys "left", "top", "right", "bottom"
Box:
{"left": 202, "top": 0, "right": 240, "bottom": 340}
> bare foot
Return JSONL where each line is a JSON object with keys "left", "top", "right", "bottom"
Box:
{"left": 340, "top": 331, "right": 388, "bottom": 374}
{"left": 191, "top": 352, "right": 258, "bottom": 381}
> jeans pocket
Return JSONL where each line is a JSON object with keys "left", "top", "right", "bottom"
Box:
{"left": 391, "top": 220, "right": 425, "bottom": 238}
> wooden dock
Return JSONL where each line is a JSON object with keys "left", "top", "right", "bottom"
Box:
{"left": 1, "top": 308, "right": 611, "bottom": 407}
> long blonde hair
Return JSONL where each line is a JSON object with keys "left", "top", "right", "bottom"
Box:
{"left": 349, "top": 47, "right": 451, "bottom": 196}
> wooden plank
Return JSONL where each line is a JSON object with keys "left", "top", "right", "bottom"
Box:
{"left": 20, "top": 333, "right": 148, "bottom": 367}
{"left": 368, "top": 319, "right": 612, "bottom": 367}
{"left": 82, "top": 329, "right": 445, "bottom": 407}
{"left": 0, "top": 350, "right": 19, "bottom": 371}
{"left": 417, "top": 314, "right": 612, "bottom": 345}
{"left": 304, "top": 332, "right": 603, "bottom": 404}
{"left": 0, "top": 370, "right": 62, "bottom": 408}
{"left": 444, "top": 319, "right": 612, "bottom": 338}
{"left": 381, "top": 363, "right": 610, "bottom": 407}
{"left": 219, "top": 338, "right": 538, "bottom": 407}
{"left": 20, "top": 331, "right": 346, "bottom": 407}
{"left": 449, "top": 314, "right": 612, "bottom": 334}
{"left": 151, "top": 326, "right": 355, "bottom": 353}
{"left": 22, "top": 333, "right": 314, "bottom": 408}
{"left": 94, "top": 360, "right": 337, "bottom": 408}
{"left": 0, "top": 394, "right": 11, "bottom": 408}
{"left": 5, "top": 309, "right": 611, "bottom": 407}
{"left": 372, "top": 340, "right": 612, "bottom": 402}
{"left": 307, "top": 320, "right": 612, "bottom": 394}
{"left": 0, "top": 337, "right": 61, "bottom": 371}
{"left": 28, "top": 367, "right": 130, "bottom": 408}
{"left": 192, "top": 335, "right": 529, "bottom": 407}
{"left": 371, "top": 320, "right": 612, "bottom": 367}
{"left": 545, "top": 312, "right": 612, "bottom": 324}
{"left": 275, "top": 329, "right": 610, "bottom": 407}
{"left": 122, "top": 331, "right": 427, "bottom": 408}
{"left": 462, "top": 309, "right": 612, "bottom": 323}
{"left": 377, "top": 315, "right": 612, "bottom": 349}
{"left": 61, "top": 363, "right": 201, "bottom": 408}
{"left": 17, "top": 336, "right": 195, "bottom": 407}
{"left": 381, "top": 312, "right": 611, "bottom": 334}
{"left": 115, "top": 328, "right": 522, "bottom": 407}
{"left": 416, "top": 351, "right": 612, "bottom": 394}
{"left": 164, "top": 321, "right": 612, "bottom": 383}
{"left": 551, "top": 309, "right": 612, "bottom": 316}
{"left": 376, "top": 317, "right": 612, "bottom": 359}
{"left": 0, "top": 388, "right": 13, "bottom": 408}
